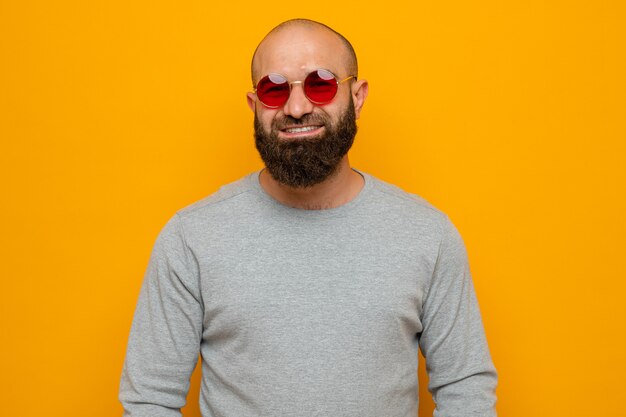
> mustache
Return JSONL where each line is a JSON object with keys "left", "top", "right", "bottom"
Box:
{"left": 272, "top": 114, "right": 329, "bottom": 130}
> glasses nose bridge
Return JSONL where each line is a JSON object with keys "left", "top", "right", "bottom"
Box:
{"left": 288, "top": 79, "right": 304, "bottom": 93}
{"left": 285, "top": 79, "right": 307, "bottom": 101}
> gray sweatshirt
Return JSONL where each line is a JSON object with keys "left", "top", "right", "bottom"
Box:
{"left": 119, "top": 169, "right": 497, "bottom": 417}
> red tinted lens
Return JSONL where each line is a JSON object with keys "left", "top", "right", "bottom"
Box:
{"left": 304, "top": 69, "right": 338, "bottom": 104}
{"left": 256, "top": 74, "right": 289, "bottom": 108}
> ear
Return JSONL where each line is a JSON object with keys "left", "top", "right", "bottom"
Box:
{"left": 246, "top": 92, "right": 257, "bottom": 113}
{"left": 351, "top": 79, "right": 369, "bottom": 119}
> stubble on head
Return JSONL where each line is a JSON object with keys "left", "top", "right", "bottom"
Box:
{"left": 250, "top": 19, "right": 358, "bottom": 88}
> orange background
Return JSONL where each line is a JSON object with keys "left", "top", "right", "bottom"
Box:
{"left": 1, "top": 1, "right": 625, "bottom": 416}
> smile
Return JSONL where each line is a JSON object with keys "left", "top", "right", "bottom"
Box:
{"left": 285, "top": 126, "right": 319, "bottom": 133}
{"left": 281, "top": 125, "right": 323, "bottom": 136}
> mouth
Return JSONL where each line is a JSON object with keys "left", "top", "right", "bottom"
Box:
{"left": 279, "top": 125, "right": 324, "bottom": 138}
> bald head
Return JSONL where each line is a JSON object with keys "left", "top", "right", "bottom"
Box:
{"left": 251, "top": 19, "right": 358, "bottom": 86}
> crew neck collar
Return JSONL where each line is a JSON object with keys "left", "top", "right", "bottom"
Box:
{"left": 248, "top": 168, "right": 372, "bottom": 218}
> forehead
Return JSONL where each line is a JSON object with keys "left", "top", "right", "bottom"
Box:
{"left": 254, "top": 26, "right": 348, "bottom": 80}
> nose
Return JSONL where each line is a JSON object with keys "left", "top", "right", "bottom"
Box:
{"left": 282, "top": 82, "right": 314, "bottom": 119}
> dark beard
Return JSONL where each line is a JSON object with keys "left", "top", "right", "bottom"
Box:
{"left": 254, "top": 101, "right": 357, "bottom": 188}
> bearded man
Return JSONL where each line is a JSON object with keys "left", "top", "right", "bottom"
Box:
{"left": 119, "top": 19, "right": 498, "bottom": 417}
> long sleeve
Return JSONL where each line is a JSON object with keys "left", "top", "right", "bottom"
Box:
{"left": 119, "top": 214, "right": 203, "bottom": 417}
{"left": 418, "top": 215, "right": 498, "bottom": 417}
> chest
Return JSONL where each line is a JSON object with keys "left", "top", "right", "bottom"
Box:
{"left": 192, "top": 216, "right": 436, "bottom": 349}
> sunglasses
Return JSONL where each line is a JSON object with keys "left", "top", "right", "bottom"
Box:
{"left": 253, "top": 69, "right": 356, "bottom": 108}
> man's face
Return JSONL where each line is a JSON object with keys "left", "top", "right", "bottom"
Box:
{"left": 247, "top": 26, "right": 367, "bottom": 188}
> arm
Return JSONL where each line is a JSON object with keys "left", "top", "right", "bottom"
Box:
{"left": 419, "top": 215, "right": 497, "bottom": 417}
{"left": 119, "top": 214, "right": 203, "bottom": 417}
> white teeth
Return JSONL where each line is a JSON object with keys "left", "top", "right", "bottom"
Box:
{"left": 284, "top": 126, "right": 319, "bottom": 133}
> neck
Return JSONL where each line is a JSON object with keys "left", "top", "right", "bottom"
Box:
{"left": 259, "top": 157, "right": 364, "bottom": 210}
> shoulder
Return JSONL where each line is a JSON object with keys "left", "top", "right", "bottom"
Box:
{"left": 174, "top": 172, "right": 260, "bottom": 221}
{"left": 362, "top": 171, "right": 447, "bottom": 221}
{"left": 151, "top": 172, "right": 264, "bottom": 248}
{"left": 152, "top": 172, "right": 265, "bottom": 243}
{"left": 359, "top": 171, "right": 465, "bottom": 247}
